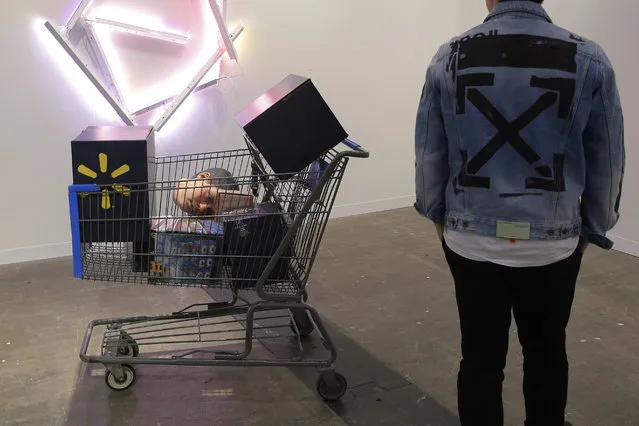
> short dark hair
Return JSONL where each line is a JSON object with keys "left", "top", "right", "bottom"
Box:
{"left": 500, "top": 0, "right": 544, "bottom": 3}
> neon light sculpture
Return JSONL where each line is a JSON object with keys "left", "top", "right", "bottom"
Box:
{"left": 44, "top": 0, "right": 244, "bottom": 131}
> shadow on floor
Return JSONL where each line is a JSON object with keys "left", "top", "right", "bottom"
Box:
{"left": 205, "top": 287, "right": 459, "bottom": 425}
{"left": 265, "top": 316, "right": 460, "bottom": 426}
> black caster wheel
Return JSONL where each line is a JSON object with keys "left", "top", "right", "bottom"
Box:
{"left": 105, "top": 365, "right": 136, "bottom": 391}
{"left": 316, "top": 372, "right": 348, "bottom": 402}
{"left": 117, "top": 332, "right": 139, "bottom": 357}
{"left": 290, "top": 311, "right": 315, "bottom": 337}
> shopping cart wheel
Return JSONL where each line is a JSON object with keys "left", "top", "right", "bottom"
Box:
{"left": 117, "top": 332, "right": 140, "bottom": 357}
{"left": 316, "top": 372, "right": 348, "bottom": 401}
{"left": 105, "top": 364, "right": 136, "bottom": 391}
{"left": 290, "top": 311, "right": 315, "bottom": 337}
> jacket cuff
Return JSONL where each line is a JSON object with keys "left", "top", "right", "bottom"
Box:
{"left": 582, "top": 232, "right": 614, "bottom": 250}
{"left": 414, "top": 203, "right": 446, "bottom": 225}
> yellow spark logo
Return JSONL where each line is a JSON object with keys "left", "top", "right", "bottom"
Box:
{"left": 77, "top": 153, "right": 131, "bottom": 209}
{"left": 150, "top": 262, "right": 165, "bottom": 275}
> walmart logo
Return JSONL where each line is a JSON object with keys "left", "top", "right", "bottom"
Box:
{"left": 77, "top": 153, "right": 131, "bottom": 209}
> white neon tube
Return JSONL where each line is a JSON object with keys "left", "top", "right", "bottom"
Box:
{"left": 84, "top": 22, "right": 128, "bottom": 109}
{"left": 208, "top": 0, "right": 237, "bottom": 60}
{"left": 87, "top": 17, "right": 190, "bottom": 45}
{"left": 66, "top": 0, "right": 94, "bottom": 31}
{"left": 154, "top": 46, "right": 226, "bottom": 131}
{"left": 132, "top": 25, "right": 244, "bottom": 117}
{"left": 44, "top": 21, "right": 134, "bottom": 126}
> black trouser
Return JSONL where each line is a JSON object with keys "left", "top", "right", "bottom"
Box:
{"left": 443, "top": 241, "right": 582, "bottom": 426}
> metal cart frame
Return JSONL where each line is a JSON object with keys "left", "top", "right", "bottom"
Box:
{"left": 67, "top": 139, "right": 368, "bottom": 401}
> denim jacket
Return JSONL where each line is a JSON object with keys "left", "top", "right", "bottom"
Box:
{"left": 415, "top": 1, "right": 625, "bottom": 249}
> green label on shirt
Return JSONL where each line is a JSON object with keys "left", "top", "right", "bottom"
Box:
{"left": 496, "top": 221, "right": 531, "bottom": 240}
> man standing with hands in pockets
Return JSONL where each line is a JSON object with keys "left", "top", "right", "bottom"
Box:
{"left": 414, "top": 1, "right": 625, "bottom": 425}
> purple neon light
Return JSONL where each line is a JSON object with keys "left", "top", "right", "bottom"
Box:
{"left": 65, "top": 0, "right": 84, "bottom": 26}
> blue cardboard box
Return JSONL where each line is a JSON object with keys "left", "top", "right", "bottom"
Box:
{"left": 152, "top": 219, "right": 224, "bottom": 285}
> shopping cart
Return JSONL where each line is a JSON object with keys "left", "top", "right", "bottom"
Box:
{"left": 67, "top": 137, "right": 368, "bottom": 401}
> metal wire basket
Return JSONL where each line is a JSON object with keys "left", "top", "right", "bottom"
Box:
{"left": 70, "top": 139, "right": 361, "bottom": 299}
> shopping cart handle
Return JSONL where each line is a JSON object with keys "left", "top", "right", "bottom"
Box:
{"left": 342, "top": 139, "right": 369, "bottom": 158}
{"left": 68, "top": 184, "right": 100, "bottom": 194}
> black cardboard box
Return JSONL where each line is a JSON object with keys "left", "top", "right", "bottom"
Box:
{"left": 71, "top": 126, "right": 155, "bottom": 244}
{"left": 220, "top": 204, "right": 291, "bottom": 289}
{"left": 235, "top": 75, "right": 348, "bottom": 175}
{"left": 71, "top": 126, "right": 155, "bottom": 272}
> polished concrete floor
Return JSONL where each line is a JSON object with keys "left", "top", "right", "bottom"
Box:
{"left": 1, "top": 208, "right": 638, "bottom": 425}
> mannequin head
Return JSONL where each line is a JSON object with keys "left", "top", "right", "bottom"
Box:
{"left": 173, "top": 169, "right": 253, "bottom": 216}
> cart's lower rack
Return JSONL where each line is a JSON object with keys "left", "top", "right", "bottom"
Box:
{"left": 80, "top": 299, "right": 349, "bottom": 401}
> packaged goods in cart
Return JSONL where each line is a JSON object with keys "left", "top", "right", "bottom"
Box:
{"left": 152, "top": 217, "right": 222, "bottom": 234}
{"left": 305, "top": 159, "right": 329, "bottom": 191}
{"left": 220, "top": 203, "right": 292, "bottom": 289}
{"left": 151, "top": 218, "right": 225, "bottom": 285}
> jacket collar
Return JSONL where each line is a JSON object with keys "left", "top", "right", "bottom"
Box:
{"left": 485, "top": 1, "right": 552, "bottom": 23}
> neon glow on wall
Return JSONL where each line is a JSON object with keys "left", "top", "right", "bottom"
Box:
{"left": 42, "top": 0, "right": 244, "bottom": 132}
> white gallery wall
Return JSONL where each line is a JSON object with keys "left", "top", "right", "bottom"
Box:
{"left": 546, "top": 0, "right": 639, "bottom": 257}
{"left": 0, "top": 0, "right": 459, "bottom": 264}
{"left": 1, "top": 1, "right": 636, "bottom": 265}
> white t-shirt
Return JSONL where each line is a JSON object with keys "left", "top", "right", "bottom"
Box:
{"left": 444, "top": 228, "right": 579, "bottom": 268}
